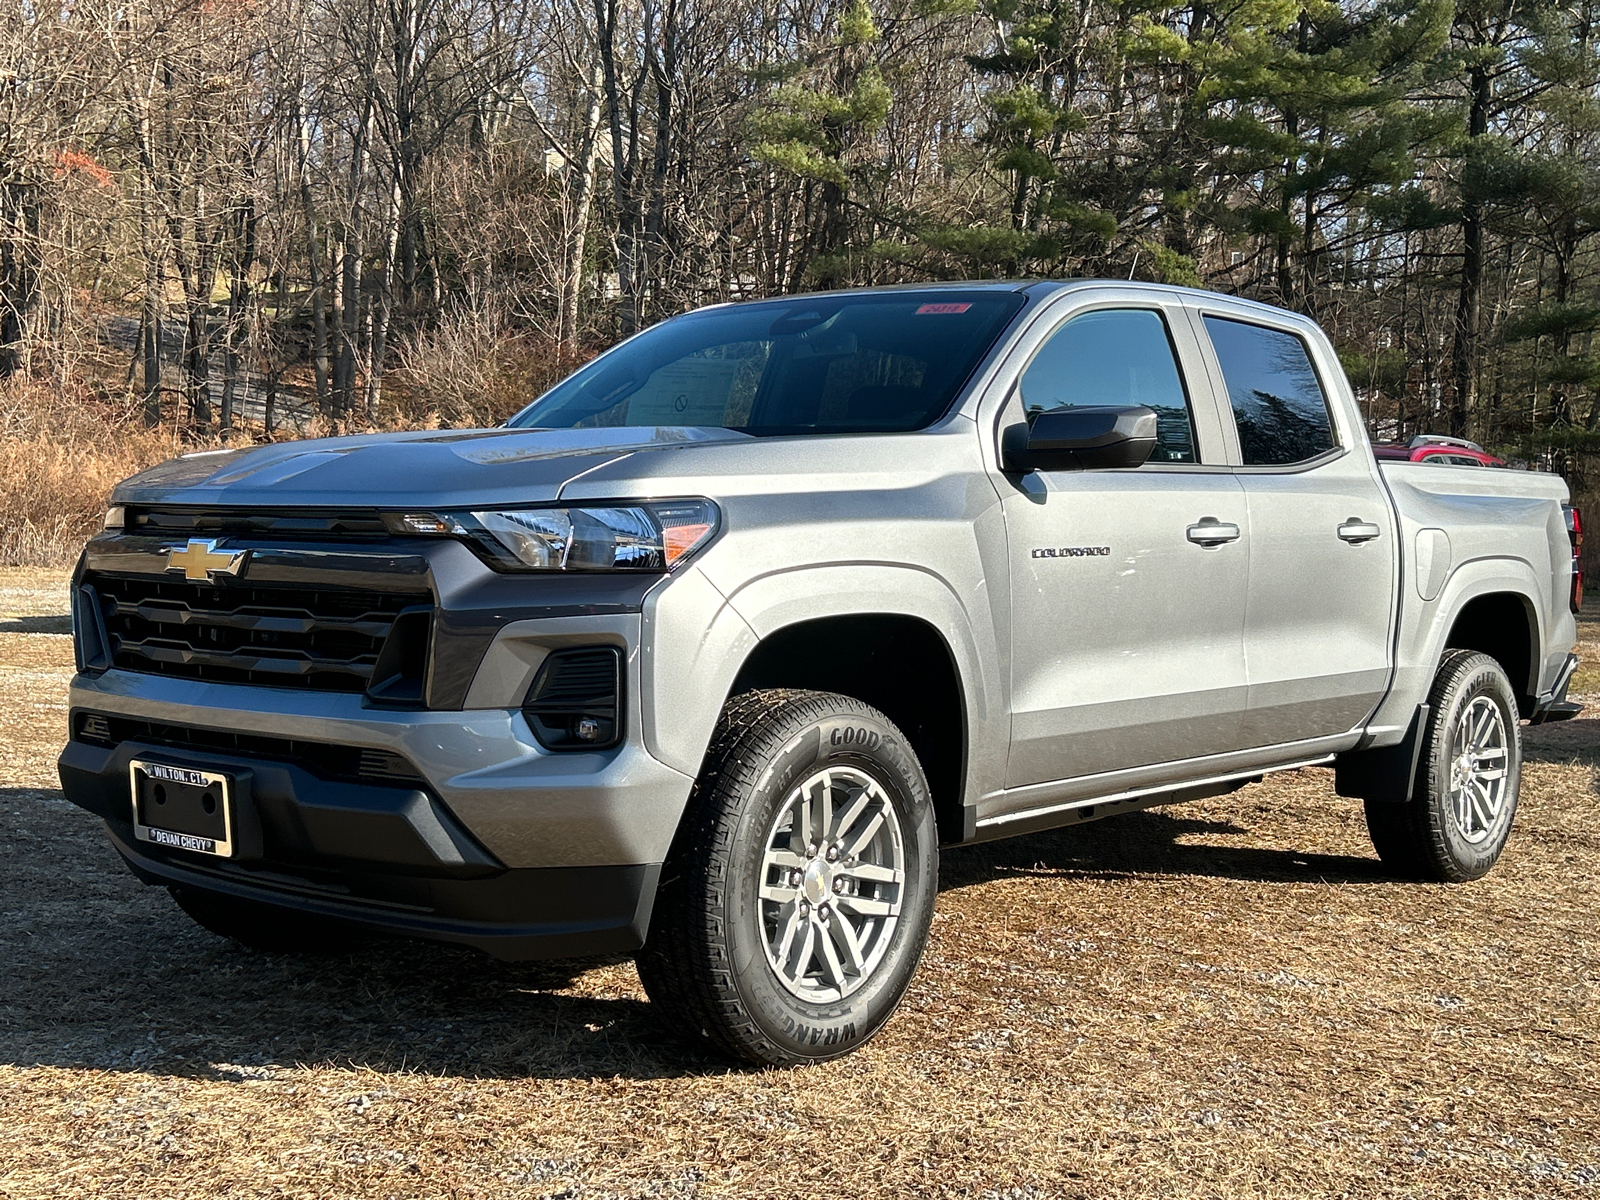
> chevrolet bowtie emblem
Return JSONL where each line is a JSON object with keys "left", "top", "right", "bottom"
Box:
{"left": 164, "top": 539, "right": 249, "bottom": 582}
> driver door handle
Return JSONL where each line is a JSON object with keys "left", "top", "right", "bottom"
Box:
{"left": 1337, "top": 518, "right": 1382, "bottom": 544}
{"left": 1187, "top": 518, "right": 1241, "bottom": 547}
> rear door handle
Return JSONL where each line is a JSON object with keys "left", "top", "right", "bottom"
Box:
{"left": 1187, "top": 518, "right": 1241, "bottom": 547}
{"left": 1337, "top": 518, "right": 1382, "bottom": 544}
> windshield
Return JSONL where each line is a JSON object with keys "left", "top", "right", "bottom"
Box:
{"left": 509, "top": 291, "right": 1026, "bottom": 435}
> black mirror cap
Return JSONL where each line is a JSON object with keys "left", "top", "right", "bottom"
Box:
{"left": 1002, "top": 404, "right": 1159, "bottom": 472}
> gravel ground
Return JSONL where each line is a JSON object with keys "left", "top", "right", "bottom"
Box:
{"left": 1, "top": 567, "right": 1596, "bottom": 1198}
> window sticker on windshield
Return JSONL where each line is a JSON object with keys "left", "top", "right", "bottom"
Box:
{"left": 915, "top": 303, "right": 972, "bottom": 315}
{"left": 626, "top": 360, "right": 740, "bottom": 425}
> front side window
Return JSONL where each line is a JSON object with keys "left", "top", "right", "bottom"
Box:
{"left": 1204, "top": 316, "right": 1337, "bottom": 466}
{"left": 1018, "top": 308, "right": 1197, "bottom": 463}
{"left": 510, "top": 292, "right": 1025, "bottom": 435}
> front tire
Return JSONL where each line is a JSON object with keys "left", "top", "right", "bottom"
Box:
{"left": 636, "top": 689, "right": 938, "bottom": 1066}
{"left": 1364, "top": 650, "right": 1522, "bottom": 882}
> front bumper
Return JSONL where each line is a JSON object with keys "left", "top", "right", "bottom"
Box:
{"left": 62, "top": 531, "right": 703, "bottom": 958}
{"left": 64, "top": 645, "right": 695, "bottom": 869}
{"left": 58, "top": 715, "right": 671, "bottom": 960}
{"left": 118, "top": 831, "right": 659, "bottom": 963}
{"left": 59, "top": 659, "right": 694, "bottom": 960}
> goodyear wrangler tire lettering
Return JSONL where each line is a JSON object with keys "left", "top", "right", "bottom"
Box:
{"left": 782, "top": 1015, "right": 858, "bottom": 1046}
{"left": 752, "top": 726, "right": 824, "bottom": 798}
{"left": 828, "top": 725, "right": 881, "bottom": 750}
{"left": 635, "top": 689, "right": 938, "bottom": 1067}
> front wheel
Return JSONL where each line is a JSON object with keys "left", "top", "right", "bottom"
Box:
{"left": 1365, "top": 650, "right": 1522, "bottom": 882}
{"left": 636, "top": 689, "right": 938, "bottom": 1066}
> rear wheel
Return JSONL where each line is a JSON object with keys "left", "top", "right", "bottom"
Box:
{"left": 636, "top": 689, "right": 938, "bottom": 1066}
{"left": 1364, "top": 650, "right": 1522, "bottom": 882}
{"left": 168, "top": 885, "right": 359, "bottom": 955}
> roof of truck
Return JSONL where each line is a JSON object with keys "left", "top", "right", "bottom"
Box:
{"left": 706, "top": 280, "right": 1310, "bottom": 323}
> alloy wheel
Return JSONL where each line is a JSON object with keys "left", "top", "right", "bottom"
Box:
{"left": 757, "top": 766, "right": 907, "bottom": 1003}
{"left": 1449, "top": 695, "right": 1510, "bottom": 846}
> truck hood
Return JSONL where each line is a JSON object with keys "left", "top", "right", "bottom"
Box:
{"left": 109, "top": 426, "right": 750, "bottom": 510}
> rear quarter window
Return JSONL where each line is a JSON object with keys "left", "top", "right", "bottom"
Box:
{"left": 1204, "top": 316, "right": 1337, "bottom": 466}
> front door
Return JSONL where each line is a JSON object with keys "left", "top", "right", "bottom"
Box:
{"left": 999, "top": 303, "right": 1251, "bottom": 791}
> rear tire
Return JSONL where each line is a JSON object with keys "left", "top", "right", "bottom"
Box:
{"left": 168, "top": 885, "right": 359, "bottom": 955}
{"left": 636, "top": 689, "right": 938, "bottom": 1066}
{"left": 1364, "top": 650, "right": 1522, "bottom": 882}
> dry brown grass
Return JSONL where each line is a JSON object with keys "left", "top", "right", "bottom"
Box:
{"left": 389, "top": 307, "right": 590, "bottom": 430}
{"left": 0, "top": 572, "right": 1597, "bottom": 1199}
{"left": 0, "top": 380, "right": 230, "bottom": 567}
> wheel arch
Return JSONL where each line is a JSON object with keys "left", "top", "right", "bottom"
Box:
{"left": 640, "top": 563, "right": 999, "bottom": 846}
{"left": 1337, "top": 585, "right": 1537, "bottom": 806}
{"left": 1358, "top": 554, "right": 1550, "bottom": 753}
{"left": 1442, "top": 589, "right": 1540, "bottom": 714}
{"left": 727, "top": 613, "right": 970, "bottom": 844}
{"left": 1420, "top": 554, "right": 1546, "bottom": 716}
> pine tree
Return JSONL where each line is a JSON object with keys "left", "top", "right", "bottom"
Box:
{"left": 1437, "top": 0, "right": 1562, "bottom": 436}
{"left": 1498, "top": 0, "right": 1600, "bottom": 435}
{"left": 1203, "top": 0, "right": 1450, "bottom": 313}
{"left": 748, "top": 0, "right": 897, "bottom": 286}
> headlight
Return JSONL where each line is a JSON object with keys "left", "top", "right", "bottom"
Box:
{"left": 388, "top": 499, "right": 719, "bottom": 572}
{"left": 103, "top": 505, "right": 126, "bottom": 531}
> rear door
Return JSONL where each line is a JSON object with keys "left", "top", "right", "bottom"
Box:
{"left": 992, "top": 293, "right": 1251, "bottom": 793}
{"left": 1188, "top": 306, "right": 1397, "bottom": 748}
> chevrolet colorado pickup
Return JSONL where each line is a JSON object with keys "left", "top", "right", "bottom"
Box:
{"left": 60, "top": 281, "right": 1583, "bottom": 1066}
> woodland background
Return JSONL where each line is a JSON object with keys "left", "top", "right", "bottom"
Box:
{"left": 4, "top": 0, "right": 1600, "bottom": 563}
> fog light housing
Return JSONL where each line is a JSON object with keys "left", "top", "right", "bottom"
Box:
{"left": 522, "top": 647, "right": 623, "bottom": 751}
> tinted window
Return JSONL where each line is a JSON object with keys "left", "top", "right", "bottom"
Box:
{"left": 1019, "top": 309, "right": 1196, "bottom": 463}
{"left": 511, "top": 292, "right": 1024, "bottom": 435}
{"left": 1205, "top": 316, "right": 1336, "bottom": 466}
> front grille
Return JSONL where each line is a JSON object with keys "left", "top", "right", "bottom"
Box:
{"left": 89, "top": 574, "right": 429, "bottom": 693}
{"left": 74, "top": 711, "right": 427, "bottom": 786}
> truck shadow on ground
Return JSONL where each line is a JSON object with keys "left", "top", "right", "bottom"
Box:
{"left": 0, "top": 787, "right": 1380, "bottom": 1084}
{"left": 939, "top": 808, "right": 1390, "bottom": 893}
{"left": 1522, "top": 718, "right": 1600, "bottom": 788}
{"left": 0, "top": 614, "right": 72, "bottom": 634}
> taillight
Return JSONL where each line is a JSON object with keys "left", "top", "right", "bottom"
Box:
{"left": 1566, "top": 504, "right": 1583, "bottom": 612}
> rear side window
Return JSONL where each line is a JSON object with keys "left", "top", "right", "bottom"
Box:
{"left": 1020, "top": 309, "right": 1197, "bottom": 463}
{"left": 1204, "top": 316, "right": 1337, "bottom": 466}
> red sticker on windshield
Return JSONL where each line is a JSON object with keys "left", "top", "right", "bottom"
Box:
{"left": 915, "top": 302, "right": 972, "bottom": 314}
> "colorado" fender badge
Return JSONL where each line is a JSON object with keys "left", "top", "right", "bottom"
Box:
{"left": 1031, "top": 546, "right": 1111, "bottom": 558}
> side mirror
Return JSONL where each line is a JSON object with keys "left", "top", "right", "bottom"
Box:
{"left": 1002, "top": 405, "right": 1158, "bottom": 473}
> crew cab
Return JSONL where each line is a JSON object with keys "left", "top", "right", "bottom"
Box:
{"left": 58, "top": 281, "right": 1582, "bottom": 1066}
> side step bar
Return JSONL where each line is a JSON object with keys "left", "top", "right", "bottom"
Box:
{"left": 972, "top": 756, "right": 1334, "bottom": 842}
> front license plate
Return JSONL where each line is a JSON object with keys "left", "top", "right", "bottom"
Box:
{"left": 129, "top": 759, "right": 235, "bottom": 858}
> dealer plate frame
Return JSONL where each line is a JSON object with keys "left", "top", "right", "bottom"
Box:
{"left": 129, "top": 758, "right": 236, "bottom": 858}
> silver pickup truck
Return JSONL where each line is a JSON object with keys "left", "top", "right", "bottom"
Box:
{"left": 59, "top": 281, "right": 1582, "bottom": 1066}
